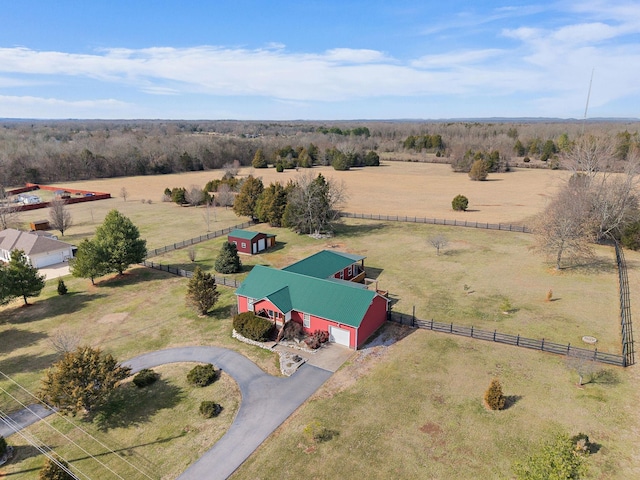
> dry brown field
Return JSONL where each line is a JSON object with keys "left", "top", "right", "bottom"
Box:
{"left": 34, "top": 161, "right": 570, "bottom": 226}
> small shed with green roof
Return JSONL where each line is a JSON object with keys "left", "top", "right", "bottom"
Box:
{"left": 228, "top": 229, "right": 276, "bottom": 255}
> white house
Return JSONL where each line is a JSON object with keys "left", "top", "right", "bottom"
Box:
{"left": 0, "top": 229, "right": 75, "bottom": 268}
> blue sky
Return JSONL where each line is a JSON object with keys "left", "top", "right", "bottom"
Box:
{"left": 0, "top": 1, "right": 639, "bottom": 120}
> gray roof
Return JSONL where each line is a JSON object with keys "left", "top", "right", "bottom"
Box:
{"left": 0, "top": 229, "right": 73, "bottom": 257}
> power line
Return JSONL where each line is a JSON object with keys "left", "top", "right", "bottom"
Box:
{"left": 0, "top": 370, "right": 155, "bottom": 480}
{"left": 0, "top": 407, "right": 86, "bottom": 480}
{"left": 0, "top": 384, "right": 126, "bottom": 480}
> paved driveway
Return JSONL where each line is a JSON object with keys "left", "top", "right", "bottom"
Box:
{"left": 125, "top": 346, "right": 332, "bottom": 480}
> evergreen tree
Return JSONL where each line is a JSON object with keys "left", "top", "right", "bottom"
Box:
{"left": 0, "top": 263, "right": 13, "bottom": 305}
{"left": 233, "top": 176, "right": 264, "bottom": 220}
{"left": 469, "top": 159, "right": 489, "bottom": 181}
{"left": 484, "top": 378, "right": 506, "bottom": 410}
{"left": 38, "top": 346, "right": 131, "bottom": 415}
{"left": 214, "top": 242, "right": 242, "bottom": 274}
{"left": 95, "top": 210, "right": 147, "bottom": 275}
{"left": 7, "top": 249, "right": 46, "bottom": 305}
{"left": 70, "top": 239, "right": 108, "bottom": 285}
{"left": 284, "top": 173, "right": 344, "bottom": 235}
{"left": 251, "top": 148, "right": 268, "bottom": 168}
{"left": 186, "top": 267, "right": 220, "bottom": 315}
{"left": 256, "top": 182, "right": 289, "bottom": 227}
{"left": 39, "top": 456, "right": 75, "bottom": 480}
{"left": 452, "top": 194, "right": 469, "bottom": 211}
{"left": 57, "top": 279, "right": 67, "bottom": 295}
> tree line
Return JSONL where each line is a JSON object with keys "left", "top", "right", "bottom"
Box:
{"left": 2, "top": 119, "right": 638, "bottom": 186}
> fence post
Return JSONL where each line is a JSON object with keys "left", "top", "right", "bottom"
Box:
{"left": 450, "top": 322, "right": 453, "bottom": 333}
{"left": 493, "top": 330, "right": 496, "bottom": 341}
{"left": 567, "top": 343, "right": 571, "bottom": 353}
{"left": 516, "top": 334, "right": 520, "bottom": 346}
{"left": 541, "top": 338, "right": 544, "bottom": 351}
{"left": 470, "top": 325, "right": 473, "bottom": 337}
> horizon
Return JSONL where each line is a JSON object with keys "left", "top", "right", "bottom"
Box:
{"left": 1, "top": 1, "right": 639, "bottom": 120}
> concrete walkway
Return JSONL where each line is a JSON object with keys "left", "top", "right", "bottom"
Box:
{"left": 125, "top": 346, "right": 333, "bottom": 480}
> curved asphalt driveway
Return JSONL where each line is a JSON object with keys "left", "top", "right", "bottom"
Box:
{"left": 125, "top": 346, "right": 332, "bottom": 480}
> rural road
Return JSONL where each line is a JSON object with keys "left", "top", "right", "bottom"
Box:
{"left": 125, "top": 346, "right": 333, "bottom": 480}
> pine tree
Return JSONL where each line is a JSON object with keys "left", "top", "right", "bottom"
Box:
{"left": 7, "top": 250, "right": 46, "bottom": 305}
{"left": 214, "top": 242, "right": 242, "bottom": 274}
{"left": 252, "top": 148, "right": 268, "bottom": 168}
{"left": 39, "top": 455, "right": 75, "bottom": 480}
{"left": 95, "top": 210, "right": 147, "bottom": 275}
{"left": 469, "top": 159, "right": 489, "bottom": 181}
{"left": 57, "top": 279, "right": 68, "bottom": 295}
{"left": 186, "top": 267, "right": 220, "bottom": 315}
{"left": 38, "top": 346, "right": 131, "bottom": 415}
{"left": 233, "top": 176, "right": 264, "bottom": 220}
{"left": 256, "top": 182, "right": 289, "bottom": 227}
{"left": 70, "top": 238, "right": 108, "bottom": 285}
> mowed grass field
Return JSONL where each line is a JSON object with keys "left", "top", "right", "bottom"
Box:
{"left": 3, "top": 161, "right": 640, "bottom": 478}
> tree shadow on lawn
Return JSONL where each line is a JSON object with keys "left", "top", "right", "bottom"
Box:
{"left": 503, "top": 395, "right": 523, "bottom": 410}
{"left": 0, "top": 292, "right": 106, "bottom": 325}
{"left": 92, "top": 379, "right": 184, "bottom": 432}
{"left": 97, "top": 267, "right": 167, "bottom": 288}
{"left": 0, "top": 352, "right": 60, "bottom": 376}
{"left": 562, "top": 257, "right": 617, "bottom": 275}
{"left": 0, "top": 328, "right": 47, "bottom": 355}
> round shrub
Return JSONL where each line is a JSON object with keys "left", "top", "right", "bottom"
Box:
{"left": 281, "top": 320, "right": 303, "bottom": 341}
{"left": 199, "top": 401, "right": 222, "bottom": 418}
{"left": 276, "top": 163, "right": 284, "bottom": 173}
{"left": 523, "top": 156, "right": 531, "bottom": 163}
{"left": 132, "top": 368, "right": 159, "bottom": 388}
{"left": 451, "top": 194, "right": 469, "bottom": 212}
{"left": 233, "top": 312, "right": 274, "bottom": 342}
{"left": 187, "top": 363, "right": 218, "bottom": 387}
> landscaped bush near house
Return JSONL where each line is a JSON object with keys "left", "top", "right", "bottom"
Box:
{"left": 233, "top": 312, "right": 274, "bottom": 342}
{"left": 281, "top": 320, "right": 303, "bottom": 341}
{"left": 187, "top": 364, "right": 219, "bottom": 387}
{"left": 199, "top": 401, "right": 223, "bottom": 418}
{"left": 132, "top": 369, "right": 159, "bottom": 388}
{"left": 304, "top": 330, "right": 329, "bottom": 349}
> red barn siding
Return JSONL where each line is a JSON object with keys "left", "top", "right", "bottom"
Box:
{"left": 355, "top": 295, "right": 388, "bottom": 348}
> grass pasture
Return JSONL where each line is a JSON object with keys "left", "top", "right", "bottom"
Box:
{"left": 2, "top": 160, "right": 639, "bottom": 479}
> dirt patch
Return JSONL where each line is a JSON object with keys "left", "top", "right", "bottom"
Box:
{"left": 420, "top": 422, "right": 443, "bottom": 435}
{"left": 98, "top": 312, "right": 129, "bottom": 324}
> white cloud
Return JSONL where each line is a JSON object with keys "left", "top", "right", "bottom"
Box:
{"left": 0, "top": 95, "right": 130, "bottom": 118}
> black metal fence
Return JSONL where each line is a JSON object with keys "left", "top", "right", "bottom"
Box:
{"left": 145, "top": 220, "right": 255, "bottom": 258}
{"left": 141, "top": 260, "right": 240, "bottom": 288}
{"left": 615, "top": 242, "right": 635, "bottom": 366}
{"left": 340, "top": 212, "right": 531, "bottom": 233}
{"left": 388, "top": 311, "right": 626, "bottom": 367}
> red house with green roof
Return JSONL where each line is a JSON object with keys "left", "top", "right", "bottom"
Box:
{"left": 235, "top": 250, "right": 388, "bottom": 349}
{"left": 228, "top": 229, "right": 276, "bottom": 255}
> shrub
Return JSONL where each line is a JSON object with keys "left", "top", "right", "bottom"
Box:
{"left": 484, "top": 378, "right": 506, "bottom": 410}
{"left": 304, "top": 330, "right": 329, "bottom": 349}
{"left": 303, "top": 420, "right": 337, "bottom": 443}
{"left": 57, "top": 279, "right": 67, "bottom": 296}
{"left": 452, "top": 194, "right": 469, "bottom": 212}
{"left": 233, "top": 312, "right": 274, "bottom": 342}
{"left": 0, "top": 435, "right": 7, "bottom": 456}
{"left": 523, "top": 156, "right": 531, "bottom": 163}
{"left": 132, "top": 369, "right": 159, "bottom": 388}
{"left": 281, "top": 320, "right": 303, "bottom": 341}
{"left": 468, "top": 159, "right": 489, "bottom": 181}
{"left": 276, "top": 163, "right": 284, "bottom": 172}
{"left": 214, "top": 242, "right": 242, "bottom": 274}
{"left": 187, "top": 364, "right": 219, "bottom": 387}
{"left": 199, "top": 401, "right": 223, "bottom": 418}
{"left": 546, "top": 289, "right": 553, "bottom": 302}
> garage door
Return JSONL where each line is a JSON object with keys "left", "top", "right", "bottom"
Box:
{"left": 257, "top": 238, "right": 266, "bottom": 252}
{"left": 329, "top": 325, "right": 351, "bottom": 347}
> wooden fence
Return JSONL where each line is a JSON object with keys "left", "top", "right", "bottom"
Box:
{"left": 388, "top": 311, "right": 626, "bottom": 367}
{"left": 340, "top": 212, "right": 531, "bottom": 233}
{"left": 140, "top": 260, "right": 240, "bottom": 288}
{"left": 615, "top": 242, "right": 635, "bottom": 366}
{"left": 145, "top": 221, "right": 255, "bottom": 258}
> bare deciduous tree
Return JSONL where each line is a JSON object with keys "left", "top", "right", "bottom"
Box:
{"left": 49, "top": 327, "right": 81, "bottom": 354}
{"left": 120, "top": 187, "right": 128, "bottom": 202}
{"left": 216, "top": 184, "right": 235, "bottom": 208}
{"left": 202, "top": 195, "right": 215, "bottom": 231}
{"left": 532, "top": 182, "right": 596, "bottom": 270}
{"left": 185, "top": 184, "right": 205, "bottom": 207}
{"left": 49, "top": 197, "right": 73, "bottom": 236}
{"left": 0, "top": 185, "right": 20, "bottom": 230}
{"left": 223, "top": 160, "right": 241, "bottom": 177}
{"left": 187, "top": 246, "right": 197, "bottom": 263}
{"left": 428, "top": 235, "right": 449, "bottom": 255}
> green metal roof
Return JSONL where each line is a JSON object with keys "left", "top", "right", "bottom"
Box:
{"left": 282, "top": 250, "right": 365, "bottom": 279}
{"left": 228, "top": 229, "right": 260, "bottom": 240}
{"left": 236, "top": 265, "right": 377, "bottom": 328}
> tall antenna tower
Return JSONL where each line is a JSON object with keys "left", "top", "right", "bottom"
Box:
{"left": 581, "top": 68, "right": 595, "bottom": 136}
